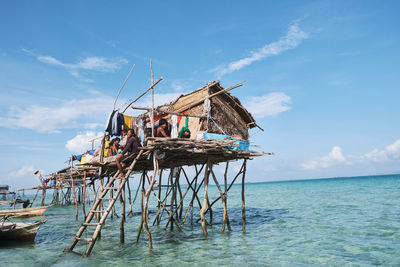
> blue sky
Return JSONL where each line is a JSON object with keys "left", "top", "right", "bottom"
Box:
{"left": 1, "top": 1, "right": 400, "bottom": 189}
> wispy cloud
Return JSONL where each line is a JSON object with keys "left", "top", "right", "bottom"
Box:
{"left": 245, "top": 92, "right": 291, "bottom": 118}
{"left": 0, "top": 89, "right": 190, "bottom": 133}
{"left": 0, "top": 96, "right": 114, "bottom": 133}
{"left": 65, "top": 131, "right": 103, "bottom": 154}
{"left": 301, "top": 146, "right": 348, "bottom": 170}
{"left": 22, "top": 48, "right": 128, "bottom": 81}
{"left": 362, "top": 139, "right": 400, "bottom": 162}
{"left": 212, "top": 21, "right": 308, "bottom": 78}
{"left": 8, "top": 165, "right": 36, "bottom": 177}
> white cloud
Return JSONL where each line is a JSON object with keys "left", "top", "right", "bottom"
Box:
{"left": 245, "top": 92, "right": 291, "bottom": 118}
{"left": 65, "top": 131, "right": 103, "bottom": 154}
{"left": 212, "top": 21, "right": 308, "bottom": 77}
{"left": 0, "top": 96, "right": 114, "bottom": 133}
{"left": 22, "top": 48, "right": 128, "bottom": 81}
{"left": 301, "top": 146, "right": 347, "bottom": 170}
{"left": 362, "top": 139, "right": 400, "bottom": 162}
{"left": 35, "top": 55, "right": 128, "bottom": 72}
{"left": 8, "top": 165, "right": 36, "bottom": 177}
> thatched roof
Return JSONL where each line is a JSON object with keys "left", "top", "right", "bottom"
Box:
{"left": 158, "top": 81, "right": 256, "bottom": 129}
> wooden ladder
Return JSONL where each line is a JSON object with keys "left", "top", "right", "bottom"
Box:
{"left": 64, "top": 150, "right": 143, "bottom": 257}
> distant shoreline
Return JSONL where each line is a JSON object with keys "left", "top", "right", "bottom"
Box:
{"left": 245, "top": 173, "right": 400, "bottom": 185}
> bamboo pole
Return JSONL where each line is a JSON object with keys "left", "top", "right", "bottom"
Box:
{"left": 122, "top": 78, "right": 163, "bottom": 113}
{"left": 113, "top": 64, "right": 135, "bottom": 110}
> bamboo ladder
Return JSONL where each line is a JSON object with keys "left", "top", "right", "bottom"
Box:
{"left": 64, "top": 150, "right": 144, "bottom": 257}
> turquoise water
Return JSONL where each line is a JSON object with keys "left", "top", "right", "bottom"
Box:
{"left": 1, "top": 174, "right": 399, "bottom": 266}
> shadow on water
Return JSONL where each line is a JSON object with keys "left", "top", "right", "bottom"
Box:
{"left": 0, "top": 240, "right": 35, "bottom": 249}
{"left": 192, "top": 207, "right": 290, "bottom": 228}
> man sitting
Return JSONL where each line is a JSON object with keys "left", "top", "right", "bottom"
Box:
{"left": 116, "top": 129, "right": 141, "bottom": 178}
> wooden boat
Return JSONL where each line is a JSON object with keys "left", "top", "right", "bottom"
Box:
{"left": 0, "top": 205, "right": 51, "bottom": 218}
{"left": 0, "top": 200, "right": 14, "bottom": 205}
{"left": 0, "top": 219, "right": 47, "bottom": 241}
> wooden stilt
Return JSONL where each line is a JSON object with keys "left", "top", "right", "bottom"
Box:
{"left": 136, "top": 171, "right": 146, "bottom": 243}
{"left": 241, "top": 159, "right": 247, "bottom": 233}
{"left": 120, "top": 180, "right": 126, "bottom": 243}
{"left": 143, "top": 157, "right": 158, "bottom": 249}
{"left": 71, "top": 176, "right": 78, "bottom": 221}
{"left": 30, "top": 189, "right": 40, "bottom": 207}
{"left": 224, "top": 161, "right": 232, "bottom": 231}
{"left": 126, "top": 177, "right": 133, "bottom": 216}
{"left": 210, "top": 168, "right": 230, "bottom": 232}
{"left": 82, "top": 171, "right": 87, "bottom": 219}
{"left": 41, "top": 188, "right": 46, "bottom": 206}
{"left": 200, "top": 161, "right": 211, "bottom": 237}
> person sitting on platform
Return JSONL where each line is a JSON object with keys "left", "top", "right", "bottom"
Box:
{"left": 156, "top": 119, "right": 170, "bottom": 137}
{"left": 103, "top": 134, "right": 111, "bottom": 157}
{"left": 108, "top": 137, "right": 120, "bottom": 156}
{"left": 116, "top": 129, "right": 142, "bottom": 178}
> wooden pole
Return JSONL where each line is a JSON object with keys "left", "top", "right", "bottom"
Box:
{"left": 40, "top": 188, "right": 46, "bottom": 206}
{"left": 30, "top": 189, "right": 39, "bottom": 207}
{"left": 156, "top": 169, "right": 163, "bottom": 224}
{"left": 120, "top": 180, "right": 126, "bottom": 243}
{"left": 126, "top": 177, "right": 133, "bottom": 216}
{"left": 122, "top": 78, "right": 163, "bottom": 113}
{"left": 241, "top": 159, "right": 247, "bottom": 233}
{"left": 224, "top": 161, "right": 232, "bottom": 231}
{"left": 71, "top": 176, "right": 78, "bottom": 221}
{"left": 200, "top": 161, "right": 211, "bottom": 237}
{"left": 136, "top": 171, "right": 146, "bottom": 243}
{"left": 210, "top": 168, "right": 230, "bottom": 232}
{"left": 143, "top": 157, "right": 158, "bottom": 249}
{"left": 82, "top": 171, "right": 87, "bottom": 219}
{"left": 113, "top": 64, "right": 135, "bottom": 110}
{"left": 150, "top": 59, "right": 155, "bottom": 138}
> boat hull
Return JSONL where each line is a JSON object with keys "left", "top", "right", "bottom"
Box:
{"left": 0, "top": 220, "right": 46, "bottom": 242}
{"left": 0, "top": 206, "right": 50, "bottom": 218}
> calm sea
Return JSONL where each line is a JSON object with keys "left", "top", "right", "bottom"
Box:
{"left": 1, "top": 174, "right": 399, "bottom": 266}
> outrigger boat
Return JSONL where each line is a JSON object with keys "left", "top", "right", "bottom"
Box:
{"left": 0, "top": 219, "right": 47, "bottom": 242}
{"left": 0, "top": 205, "right": 52, "bottom": 218}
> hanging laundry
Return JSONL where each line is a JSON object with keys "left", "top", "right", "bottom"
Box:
{"left": 123, "top": 115, "right": 133, "bottom": 130}
{"left": 178, "top": 117, "right": 190, "bottom": 138}
{"left": 111, "top": 112, "right": 124, "bottom": 136}
{"left": 105, "top": 110, "right": 117, "bottom": 134}
{"left": 170, "top": 115, "right": 178, "bottom": 138}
